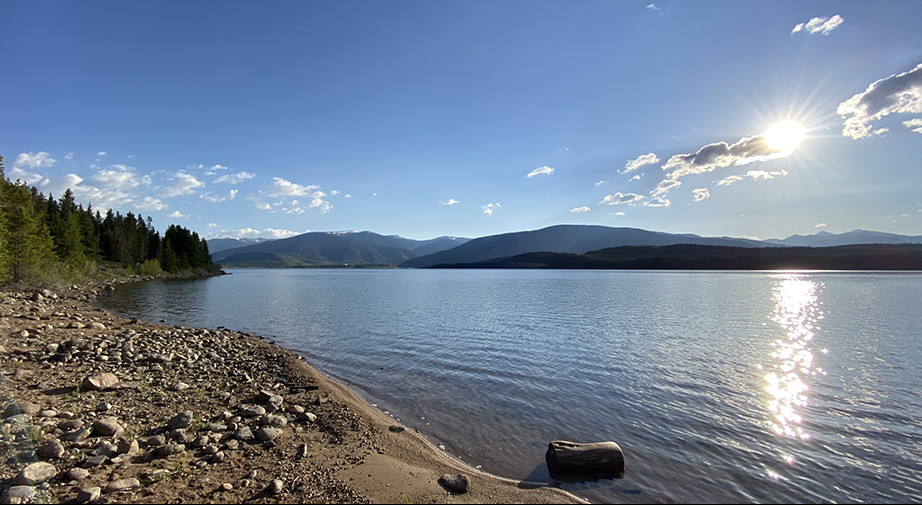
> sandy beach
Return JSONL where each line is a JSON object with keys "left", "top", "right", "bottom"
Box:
{"left": 0, "top": 280, "right": 587, "bottom": 504}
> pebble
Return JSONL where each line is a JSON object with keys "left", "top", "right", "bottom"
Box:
{"left": 1, "top": 485, "right": 36, "bottom": 503}
{"left": 91, "top": 417, "right": 124, "bottom": 437}
{"left": 82, "top": 372, "right": 119, "bottom": 391}
{"left": 265, "top": 479, "right": 285, "bottom": 495}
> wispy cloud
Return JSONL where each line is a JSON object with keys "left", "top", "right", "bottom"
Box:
{"left": 223, "top": 227, "right": 303, "bottom": 239}
{"left": 717, "top": 175, "right": 744, "bottom": 186}
{"left": 481, "top": 202, "right": 501, "bottom": 215}
{"left": 623, "top": 153, "right": 659, "bottom": 174}
{"left": 439, "top": 198, "right": 460, "bottom": 206}
{"left": 200, "top": 189, "right": 238, "bottom": 203}
{"left": 791, "top": 14, "right": 843, "bottom": 35}
{"left": 837, "top": 63, "right": 922, "bottom": 139}
{"left": 646, "top": 3, "right": 660, "bottom": 11}
{"left": 651, "top": 179, "right": 681, "bottom": 197}
{"left": 904, "top": 118, "right": 922, "bottom": 134}
{"left": 814, "top": 223, "right": 827, "bottom": 229}
{"left": 213, "top": 171, "right": 255, "bottom": 184}
{"left": 594, "top": 180, "right": 609, "bottom": 186}
{"left": 692, "top": 188, "right": 710, "bottom": 203}
{"left": 167, "top": 210, "right": 186, "bottom": 219}
{"left": 643, "top": 196, "right": 670, "bottom": 207}
{"left": 600, "top": 192, "right": 645, "bottom": 205}
{"left": 264, "top": 177, "right": 331, "bottom": 213}
{"left": 570, "top": 206, "right": 591, "bottom": 213}
{"left": 527, "top": 166, "right": 555, "bottom": 178}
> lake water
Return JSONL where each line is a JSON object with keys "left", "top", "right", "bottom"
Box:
{"left": 95, "top": 269, "right": 922, "bottom": 504}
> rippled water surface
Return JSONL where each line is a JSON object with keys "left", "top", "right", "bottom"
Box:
{"left": 96, "top": 269, "right": 922, "bottom": 503}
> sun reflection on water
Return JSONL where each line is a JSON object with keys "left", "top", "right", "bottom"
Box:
{"left": 764, "top": 274, "right": 826, "bottom": 445}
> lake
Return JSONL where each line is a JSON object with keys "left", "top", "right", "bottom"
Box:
{"left": 95, "top": 269, "right": 922, "bottom": 504}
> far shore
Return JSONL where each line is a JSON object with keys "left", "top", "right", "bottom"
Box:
{"left": 1, "top": 276, "right": 588, "bottom": 504}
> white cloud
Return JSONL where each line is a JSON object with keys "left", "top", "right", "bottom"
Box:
{"left": 213, "top": 171, "right": 254, "bottom": 184}
{"left": 14, "top": 151, "right": 56, "bottom": 169}
{"left": 791, "top": 14, "right": 844, "bottom": 35}
{"left": 601, "top": 192, "right": 645, "bottom": 205}
{"left": 651, "top": 178, "right": 681, "bottom": 197}
{"left": 630, "top": 174, "right": 642, "bottom": 182}
{"left": 814, "top": 223, "right": 827, "bottom": 229}
{"left": 265, "top": 177, "right": 331, "bottom": 213}
{"left": 527, "top": 166, "right": 555, "bottom": 178}
{"left": 717, "top": 175, "right": 744, "bottom": 186}
{"left": 692, "top": 188, "right": 710, "bottom": 203}
{"left": 163, "top": 170, "right": 205, "bottom": 198}
{"left": 64, "top": 152, "right": 75, "bottom": 160}
{"left": 135, "top": 196, "right": 167, "bottom": 212}
{"left": 267, "top": 177, "right": 319, "bottom": 197}
{"left": 614, "top": 211, "right": 626, "bottom": 216}
{"left": 746, "top": 169, "right": 788, "bottom": 181}
{"left": 662, "top": 133, "right": 790, "bottom": 179}
{"left": 903, "top": 118, "right": 922, "bottom": 134}
{"left": 623, "top": 153, "right": 659, "bottom": 174}
{"left": 330, "top": 190, "right": 341, "bottom": 196}
{"left": 595, "top": 180, "right": 609, "bottom": 186}
{"left": 481, "top": 202, "right": 501, "bottom": 215}
{"left": 837, "top": 63, "right": 922, "bottom": 139}
{"left": 167, "top": 210, "right": 186, "bottom": 219}
{"left": 570, "top": 206, "right": 591, "bottom": 213}
{"left": 440, "top": 198, "right": 460, "bottom": 206}
{"left": 643, "top": 196, "right": 671, "bottom": 207}
{"left": 646, "top": 3, "right": 660, "bottom": 11}
{"left": 96, "top": 151, "right": 107, "bottom": 157}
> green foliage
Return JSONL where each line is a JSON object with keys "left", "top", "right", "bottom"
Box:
{"left": 0, "top": 152, "right": 217, "bottom": 287}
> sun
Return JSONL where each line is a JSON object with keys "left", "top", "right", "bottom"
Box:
{"left": 764, "top": 120, "right": 806, "bottom": 153}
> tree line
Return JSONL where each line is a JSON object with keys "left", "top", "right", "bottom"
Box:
{"left": 0, "top": 154, "right": 219, "bottom": 285}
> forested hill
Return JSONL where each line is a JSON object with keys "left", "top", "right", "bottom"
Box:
{"left": 429, "top": 243, "right": 922, "bottom": 270}
{"left": 0, "top": 154, "right": 218, "bottom": 286}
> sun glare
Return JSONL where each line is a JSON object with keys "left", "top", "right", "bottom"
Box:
{"left": 765, "top": 120, "right": 806, "bottom": 153}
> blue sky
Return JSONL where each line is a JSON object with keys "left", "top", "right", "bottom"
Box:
{"left": 2, "top": 1, "right": 921, "bottom": 241}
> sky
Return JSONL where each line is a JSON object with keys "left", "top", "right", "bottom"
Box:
{"left": 1, "top": 1, "right": 921, "bottom": 241}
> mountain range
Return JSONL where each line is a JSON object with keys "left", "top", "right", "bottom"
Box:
{"left": 207, "top": 225, "right": 922, "bottom": 268}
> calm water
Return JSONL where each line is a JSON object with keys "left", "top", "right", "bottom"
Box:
{"left": 95, "top": 269, "right": 922, "bottom": 504}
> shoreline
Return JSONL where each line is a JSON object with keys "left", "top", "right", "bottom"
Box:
{"left": 0, "top": 281, "right": 587, "bottom": 504}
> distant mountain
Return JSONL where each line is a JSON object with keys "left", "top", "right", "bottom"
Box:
{"left": 400, "top": 224, "right": 767, "bottom": 268}
{"left": 206, "top": 237, "right": 275, "bottom": 254}
{"left": 431, "top": 243, "right": 922, "bottom": 270}
{"left": 765, "top": 229, "right": 922, "bottom": 247}
{"left": 211, "top": 231, "right": 469, "bottom": 267}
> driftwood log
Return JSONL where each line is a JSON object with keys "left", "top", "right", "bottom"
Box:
{"left": 545, "top": 440, "right": 624, "bottom": 478}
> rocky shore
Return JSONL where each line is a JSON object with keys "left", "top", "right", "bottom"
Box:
{"left": 0, "top": 281, "right": 585, "bottom": 504}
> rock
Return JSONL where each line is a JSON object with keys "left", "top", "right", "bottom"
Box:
{"left": 265, "top": 479, "right": 284, "bottom": 495}
{"left": 91, "top": 417, "right": 124, "bottom": 437}
{"left": 37, "top": 440, "right": 66, "bottom": 460}
{"left": 295, "top": 443, "right": 308, "bottom": 459}
{"left": 301, "top": 412, "right": 318, "bottom": 423}
{"left": 171, "top": 382, "right": 190, "bottom": 391}
{"left": 68, "top": 467, "right": 91, "bottom": 481}
{"left": 18, "top": 461, "right": 57, "bottom": 485}
{"left": 104, "top": 477, "right": 140, "bottom": 493}
{"left": 58, "top": 419, "right": 84, "bottom": 431}
{"left": 239, "top": 405, "right": 265, "bottom": 418}
{"left": 152, "top": 443, "right": 185, "bottom": 458}
{"left": 1, "top": 485, "right": 36, "bottom": 503}
{"left": 117, "top": 439, "right": 139, "bottom": 455}
{"left": 234, "top": 426, "right": 254, "bottom": 441}
{"left": 82, "top": 372, "right": 119, "bottom": 391}
{"left": 4, "top": 401, "right": 41, "bottom": 418}
{"left": 83, "top": 454, "right": 108, "bottom": 467}
{"left": 257, "top": 414, "right": 287, "bottom": 428}
{"left": 62, "top": 427, "right": 92, "bottom": 442}
{"left": 219, "top": 483, "right": 233, "bottom": 492}
{"left": 255, "top": 426, "right": 281, "bottom": 442}
{"left": 75, "top": 486, "right": 102, "bottom": 503}
{"left": 388, "top": 425, "right": 406, "bottom": 433}
{"left": 438, "top": 473, "right": 470, "bottom": 494}
{"left": 95, "top": 401, "right": 112, "bottom": 412}
{"left": 166, "top": 410, "right": 193, "bottom": 430}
